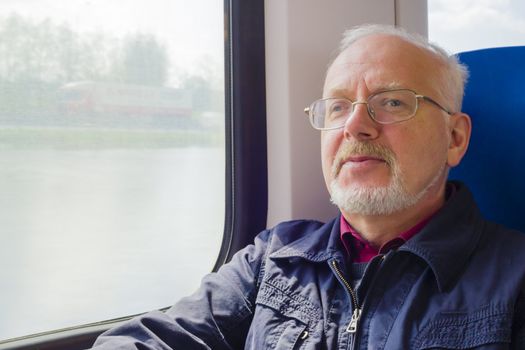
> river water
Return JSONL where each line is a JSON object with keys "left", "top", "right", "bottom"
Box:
{"left": 0, "top": 147, "right": 225, "bottom": 340}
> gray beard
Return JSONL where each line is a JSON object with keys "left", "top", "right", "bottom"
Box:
{"left": 329, "top": 162, "right": 445, "bottom": 216}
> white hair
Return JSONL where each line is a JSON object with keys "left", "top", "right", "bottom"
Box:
{"left": 332, "top": 24, "right": 469, "bottom": 112}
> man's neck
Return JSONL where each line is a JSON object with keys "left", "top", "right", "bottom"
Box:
{"left": 341, "top": 184, "right": 446, "bottom": 248}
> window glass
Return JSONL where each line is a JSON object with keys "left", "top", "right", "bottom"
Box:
{"left": 429, "top": 0, "right": 525, "bottom": 53}
{"left": 0, "top": 0, "right": 224, "bottom": 340}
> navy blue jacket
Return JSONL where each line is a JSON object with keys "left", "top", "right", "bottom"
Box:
{"left": 92, "top": 182, "right": 525, "bottom": 349}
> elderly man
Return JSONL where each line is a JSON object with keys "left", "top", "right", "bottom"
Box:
{"left": 92, "top": 24, "right": 525, "bottom": 349}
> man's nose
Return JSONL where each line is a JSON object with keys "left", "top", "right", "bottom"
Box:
{"left": 343, "top": 102, "right": 380, "bottom": 141}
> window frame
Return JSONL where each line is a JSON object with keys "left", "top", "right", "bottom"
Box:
{"left": 0, "top": 0, "right": 267, "bottom": 349}
{"left": 216, "top": 0, "right": 268, "bottom": 269}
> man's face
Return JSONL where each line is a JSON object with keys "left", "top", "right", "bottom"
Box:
{"left": 321, "top": 35, "right": 455, "bottom": 216}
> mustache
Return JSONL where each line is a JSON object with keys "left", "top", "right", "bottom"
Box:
{"left": 332, "top": 142, "right": 395, "bottom": 177}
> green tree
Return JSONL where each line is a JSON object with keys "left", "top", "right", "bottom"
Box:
{"left": 0, "top": 14, "right": 171, "bottom": 117}
{"left": 117, "top": 33, "right": 168, "bottom": 86}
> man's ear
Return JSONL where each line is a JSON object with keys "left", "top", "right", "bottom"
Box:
{"left": 447, "top": 112, "right": 472, "bottom": 167}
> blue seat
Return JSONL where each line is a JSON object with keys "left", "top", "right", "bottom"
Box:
{"left": 450, "top": 46, "right": 525, "bottom": 232}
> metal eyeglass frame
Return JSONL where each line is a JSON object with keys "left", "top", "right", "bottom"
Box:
{"left": 303, "top": 89, "right": 453, "bottom": 130}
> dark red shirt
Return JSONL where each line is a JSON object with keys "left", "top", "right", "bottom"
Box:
{"left": 340, "top": 214, "right": 433, "bottom": 263}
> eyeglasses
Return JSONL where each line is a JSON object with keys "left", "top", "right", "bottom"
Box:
{"left": 304, "top": 89, "right": 452, "bottom": 130}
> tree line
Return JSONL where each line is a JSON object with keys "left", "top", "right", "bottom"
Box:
{"left": 0, "top": 14, "right": 222, "bottom": 117}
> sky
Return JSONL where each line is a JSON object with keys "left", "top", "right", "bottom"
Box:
{"left": 3, "top": 1, "right": 522, "bottom": 77}
{"left": 0, "top": 0, "right": 224, "bottom": 86}
{"left": 429, "top": 0, "right": 525, "bottom": 53}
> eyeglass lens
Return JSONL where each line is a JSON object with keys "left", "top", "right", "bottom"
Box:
{"left": 313, "top": 90, "right": 418, "bottom": 129}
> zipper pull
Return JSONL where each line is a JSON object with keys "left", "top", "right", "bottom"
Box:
{"left": 346, "top": 308, "right": 362, "bottom": 333}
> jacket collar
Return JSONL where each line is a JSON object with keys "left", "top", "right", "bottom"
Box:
{"left": 269, "top": 182, "right": 484, "bottom": 293}
{"left": 269, "top": 217, "right": 345, "bottom": 263}
{"left": 399, "top": 181, "right": 484, "bottom": 292}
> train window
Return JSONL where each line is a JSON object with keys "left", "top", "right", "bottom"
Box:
{"left": 429, "top": 0, "right": 525, "bottom": 53}
{"left": 0, "top": 0, "right": 225, "bottom": 341}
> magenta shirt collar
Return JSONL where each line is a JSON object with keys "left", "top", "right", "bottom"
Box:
{"left": 340, "top": 213, "right": 433, "bottom": 263}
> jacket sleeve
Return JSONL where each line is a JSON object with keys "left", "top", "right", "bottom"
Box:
{"left": 90, "top": 229, "right": 272, "bottom": 350}
{"left": 512, "top": 289, "right": 525, "bottom": 349}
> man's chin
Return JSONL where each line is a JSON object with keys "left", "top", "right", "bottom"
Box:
{"left": 329, "top": 178, "right": 415, "bottom": 216}
{"left": 332, "top": 179, "right": 391, "bottom": 192}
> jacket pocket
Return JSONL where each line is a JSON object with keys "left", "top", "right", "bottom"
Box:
{"left": 413, "top": 307, "right": 512, "bottom": 349}
{"left": 268, "top": 318, "right": 308, "bottom": 350}
{"left": 246, "top": 282, "right": 318, "bottom": 350}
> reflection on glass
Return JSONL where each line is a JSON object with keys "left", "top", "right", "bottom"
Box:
{"left": 0, "top": 0, "right": 224, "bottom": 340}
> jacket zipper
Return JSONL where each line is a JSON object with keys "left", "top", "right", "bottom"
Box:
{"left": 331, "top": 260, "right": 362, "bottom": 334}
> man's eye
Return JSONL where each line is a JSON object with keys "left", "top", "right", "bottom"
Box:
{"left": 331, "top": 104, "right": 343, "bottom": 112}
{"left": 385, "top": 99, "right": 403, "bottom": 108}
{"left": 328, "top": 101, "right": 348, "bottom": 114}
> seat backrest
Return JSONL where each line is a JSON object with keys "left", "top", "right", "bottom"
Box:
{"left": 450, "top": 46, "right": 525, "bottom": 232}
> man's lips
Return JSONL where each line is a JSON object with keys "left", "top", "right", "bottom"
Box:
{"left": 331, "top": 142, "right": 394, "bottom": 178}
{"left": 345, "top": 156, "right": 385, "bottom": 163}
{"left": 335, "top": 155, "right": 387, "bottom": 175}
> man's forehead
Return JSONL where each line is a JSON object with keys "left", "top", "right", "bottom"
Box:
{"left": 324, "top": 35, "right": 440, "bottom": 95}
{"left": 323, "top": 81, "right": 406, "bottom": 98}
